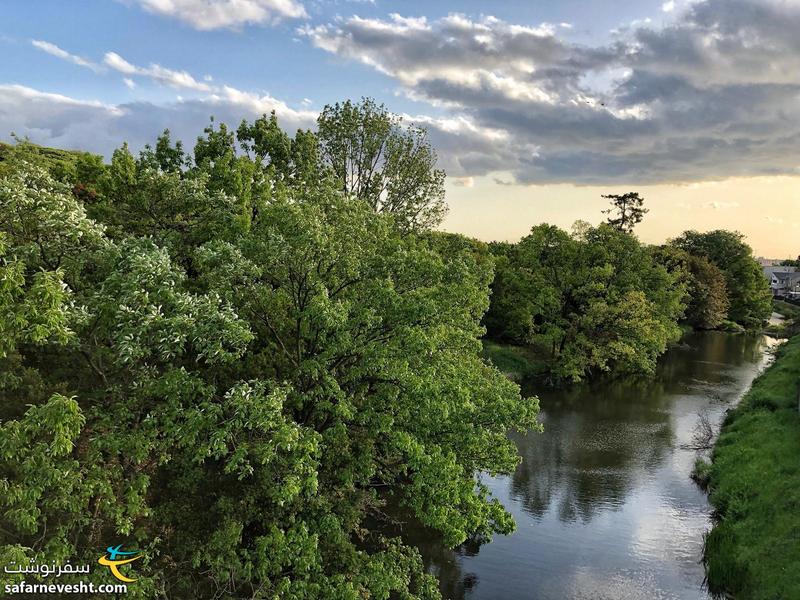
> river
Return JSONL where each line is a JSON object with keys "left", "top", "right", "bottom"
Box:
{"left": 408, "top": 331, "right": 780, "bottom": 600}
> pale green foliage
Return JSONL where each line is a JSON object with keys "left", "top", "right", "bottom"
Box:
{"left": 0, "top": 134, "right": 536, "bottom": 599}
{"left": 0, "top": 234, "right": 72, "bottom": 357}
{"left": 0, "top": 162, "right": 106, "bottom": 273}
{"left": 318, "top": 98, "right": 447, "bottom": 232}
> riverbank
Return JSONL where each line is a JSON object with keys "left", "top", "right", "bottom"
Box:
{"left": 481, "top": 340, "right": 547, "bottom": 382}
{"left": 700, "top": 334, "right": 800, "bottom": 599}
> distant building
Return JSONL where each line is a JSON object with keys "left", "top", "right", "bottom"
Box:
{"left": 763, "top": 265, "right": 800, "bottom": 296}
{"left": 758, "top": 257, "right": 783, "bottom": 267}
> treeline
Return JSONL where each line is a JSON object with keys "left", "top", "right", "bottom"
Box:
{"left": 483, "top": 203, "right": 771, "bottom": 382}
{"left": 0, "top": 100, "right": 537, "bottom": 599}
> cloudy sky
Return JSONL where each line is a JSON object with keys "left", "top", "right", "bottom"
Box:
{"left": 2, "top": 0, "right": 799, "bottom": 256}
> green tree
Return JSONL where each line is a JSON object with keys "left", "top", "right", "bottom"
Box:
{"left": 317, "top": 98, "right": 447, "bottom": 232}
{"left": 602, "top": 192, "right": 648, "bottom": 233}
{"left": 486, "top": 223, "right": 684, "bottom": 381}
{"left": 0, "top": 136, "right": 537, "bottom": 598}
{"left": 672, "top": 230, "right": 771, "bottom": 327}
{"left": 651, "top": 245, "right": 729, "bottom": 329}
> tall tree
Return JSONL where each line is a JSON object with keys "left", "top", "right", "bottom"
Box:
{"left": 317, "top": 98, "right": 447, "bottom": 232}
{"left": 602, "top": 192, "right": 648, "bottom": 233}
{"left": 651, "top": 245, "right": 730, "bottom": 329}
{"left": 672, "top": 230, "right": 771, "bottom": 327}
{"left": 486, "top": 223, "right": 685, "bottom": 381}
{"left": 0, "top": 131, "right": 537, "bottom": 599}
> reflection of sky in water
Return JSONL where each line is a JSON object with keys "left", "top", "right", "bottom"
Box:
{"left": 416, "top": 333, "right": 777, "bottom": 599}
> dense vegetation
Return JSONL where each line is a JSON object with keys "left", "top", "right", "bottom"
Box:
{"left": 0, "top": 98, "right": 773, "bottom": 597}
{"left": 484, "top": 204, "right": 771, "bottom": 382}
{"left": 0, "top": 101, "right": 539, "bottom": 599}
{"left": 698, "top": 334, "right": 800, "bottom": 599}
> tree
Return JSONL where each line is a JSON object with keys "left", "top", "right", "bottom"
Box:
{"left": 317, "top": 98, "right": 447, "bottom": 232}
{"left": 486, "top": 223, "right": 685, "bottom": 381}
{"left": 0, "top": 131, "right": 537, "bottom": 598}
{"left": 672, "top": 230, "right": 771, "bottom": 327}
{"left": 602, "top": 192, "right": 648, "bottom": 233}
{"left": 651, "top": 246, "right": 730, "bottom": 329}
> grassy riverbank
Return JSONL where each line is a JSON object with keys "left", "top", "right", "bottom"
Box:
{"left": 700, "top": 334, "right": 800, "bottom": 599}
{"left": 481, "top": 340, "right": 547, "bottom": 382}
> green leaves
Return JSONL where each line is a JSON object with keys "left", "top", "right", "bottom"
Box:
{"left": 0, "top": 121, "right": 535, "bottom": 599}
{"left": 318, "top": 98, "right": 447, "bottom": 232}
{"left": 486, "top": 223, "right": 685, "bottom": 381}
{"left": 672, "top": 230, "right": 771, "bottom": 328}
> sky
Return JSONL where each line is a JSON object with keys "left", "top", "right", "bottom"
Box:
{"left": 1, "top": 0, "right": 799, "bottom": 257}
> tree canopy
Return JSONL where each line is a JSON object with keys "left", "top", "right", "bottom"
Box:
{"left": 484, "top": 222, "right": 685, "bottom": 382}
{"left": 671, "top": 230, "right": 771, "bottom": 328}
{"left": 601, "top": 192, "right": 648, "bottom": 233}
{"left": 0, "top": 104, "right": 536, "bottom": 599}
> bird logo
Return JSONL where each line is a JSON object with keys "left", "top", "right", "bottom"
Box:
{"left": 97, "top": 544, "right": 142, "bottom": 583}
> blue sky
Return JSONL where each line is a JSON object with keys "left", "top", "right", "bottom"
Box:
{"left": 1, "top": 0, "right": 667, "bottom": 113}
{"left": 2, "top": 0, "right": 800, "bottom": 255}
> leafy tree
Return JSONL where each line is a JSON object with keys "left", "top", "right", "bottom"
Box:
{"left": 137, "top": 129, "right": 187, "bottom": 173}
{"left": 486, "top": 223, "right": 685, "bottom": 381}
{"left": 0, "top": 134, "right": 537, "bottom": 599}
{"left": 602, "top": 192, "right": 648, "bottom": 233}
{"left": 317, "top": 98, "right": 447, "bottom": 232}
{"left": 651, "top": 245, "right": 729, "bottom": 329}
{"left": 672, "top": 230, "right": 771, "bottom": 327}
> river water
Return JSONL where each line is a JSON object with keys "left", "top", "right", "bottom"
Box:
{"left": 409, "top": 332, "right": 779, "bottom": 600}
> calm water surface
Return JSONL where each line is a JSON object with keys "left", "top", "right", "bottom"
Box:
{"left": 410, "top": 332, "right": 779, "bottom": 600}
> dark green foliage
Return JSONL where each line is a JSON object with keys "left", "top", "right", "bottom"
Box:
{"left": 672, "top": 230, "right": 772, "bottom": 328}
{"left": 601, "top": 192, "right": 648, "bottom": 233}
{"left": 651, "top": 245, "right": 729, "bottom": 329}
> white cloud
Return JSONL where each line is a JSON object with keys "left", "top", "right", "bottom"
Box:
{"left": 103, "top": 51, "right": 212, "bottom": 91}
{"left": 0, "top": 83, "right": 315, "bottom": 157}
{"left": 451, "top": 176, "right": 475, "bottom": 187}
{"left": 130, "top": 0, "right": 307, "bottom": 30}
{"left": 123, "top": 77, "right": 137, "bottom": 89}
{"left": 301, "top": 1, "right": 800, "bottom": 184}
{"left": 662, "top": 1, "right": 676, "bottom": 12}
{"left": 31, "top": 40, "right": 104, "bottom": 73}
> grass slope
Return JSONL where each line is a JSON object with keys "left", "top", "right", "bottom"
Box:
{"left": 481, "top": 340, "right": 547, "bottom": 382}
{"left": 0, "top": 141, "right": 89, "bottom": 175}
{"left": 703, "top": 334, "right": 800, "bottom": 599}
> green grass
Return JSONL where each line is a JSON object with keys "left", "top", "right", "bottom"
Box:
{"left": 773, "top": 299, "right": 800, "bottom": 321}
{"left": 765, "top": 299, "right": 800, "bottom": 337}
{"left": 481, "top": 340, "right": 548, "bottom": 382}
{"left": 718, "top": 319, "right": 746, "bottom": 333}
{"left": 703, "top": 334, "right": 800, "bottom": 599}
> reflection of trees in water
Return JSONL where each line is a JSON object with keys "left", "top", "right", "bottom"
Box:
{"left": 510, "top": 378, "right": 673, "bottom": 522}
{"left": 388, "top": 332, "right": 769, "bottom": 599}
{"left": 510, "top": 332, "right": 767, "bottom": 523}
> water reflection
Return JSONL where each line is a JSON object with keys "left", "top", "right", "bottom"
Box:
{"left": 413, "top": 332, "right": 775, "bottom": 600}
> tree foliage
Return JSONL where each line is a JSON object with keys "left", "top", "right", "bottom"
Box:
{"left": 317, "top": 98, "right": 447, "bottom": 232}
{"left": 671, "top": 230, "right": 771, "bottom": 327}
{"left": 0, "top": 115, "right": 536, "bottom": 599}
{"left": 601, "top": 192, "right": 648, "bottom": 233}
{"left": 485, "top": 223, "right": 685, "bottom": 381}
{"left": 651, "top": 245, "right": 730, "bottom": 329}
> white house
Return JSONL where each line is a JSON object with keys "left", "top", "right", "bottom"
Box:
{"left": 763, "top": 266, "right": 800, "bottom": 296}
